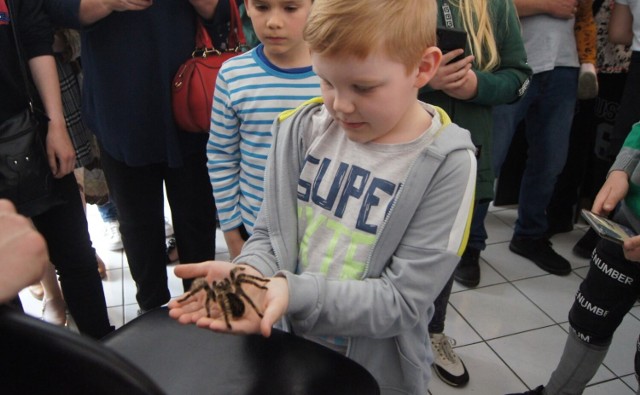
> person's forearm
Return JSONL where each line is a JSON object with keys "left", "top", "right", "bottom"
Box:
{"left": 513, "top": 0, "right": 548, "bottom": 17}
{"left": 609, "top": 3, "right": 634, "bottom": 46}
{"left": 78, "top": 0, "right": 114, "bottom": 25}
{"left": 28, "top": 56, "right": 66, "bottom": 127}
{"left": 514, "top": 0, "right": 577, "bottom": 19}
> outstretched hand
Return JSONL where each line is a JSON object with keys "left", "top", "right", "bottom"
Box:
{"left": 168, "top": 261, "right": 289, "bottom": 337}
{"left": 0, "top": 200, "right": 48, "bottom": 303}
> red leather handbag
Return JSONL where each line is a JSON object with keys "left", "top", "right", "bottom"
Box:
{"left": 172, "top": 2, "right": 246, "bottom": 133}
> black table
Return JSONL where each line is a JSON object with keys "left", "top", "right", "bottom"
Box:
{"left": 103, "top": 307, "right": 380, "bottom": 395}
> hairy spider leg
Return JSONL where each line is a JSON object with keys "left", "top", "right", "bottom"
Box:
{"left": 203, "top": 281, "right": 219, "bottom": 318}
{"left": 213, "top": 281, "right": 235, "bottom": 330}
{"left": 177, "top": 277, "right": 211, "bottom": 303}
{"left": 235, "top": 272, "right": 270, "bottom": 284}
{"left": 228, "top": 266, "right": 270, "bottom": 284}
{"left": 233, "top": 278, "right": 269, "bottom": 318}
{"left": 178, "top": 278, "right": 217, "bottom": 318}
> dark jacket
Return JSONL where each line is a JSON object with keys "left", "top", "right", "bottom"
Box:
{"left": 0, "top": 0, "right": 52, "bottom": 122}
{"left": 45, "top": 0, "right": 229, "bottom": 167}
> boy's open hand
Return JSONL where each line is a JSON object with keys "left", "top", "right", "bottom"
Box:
{"left": 592, "top": 170, "right": 629, "bottom": 216}
{"left": 168, "top": 261, "right": 289, "bottom": 337}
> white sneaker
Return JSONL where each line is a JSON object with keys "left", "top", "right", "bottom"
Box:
{"left": 430, "top": 332, "right": 469, "bottom": 387}
{"left": 165, "top": 218, "right": 174, "bottom": 237}
{"left": 102, "top": 220, "right": 123, "bottom": 251}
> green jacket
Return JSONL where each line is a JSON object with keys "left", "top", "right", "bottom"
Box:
{"left": 419, "top": 0, "right": 531, "bottom": 201}
{"left": 612, "top": 122, "right": 640, "bottom": 224}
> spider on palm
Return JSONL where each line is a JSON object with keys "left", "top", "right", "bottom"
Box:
{"left": 178, "top": 266, "right": 270, "bottom": 329}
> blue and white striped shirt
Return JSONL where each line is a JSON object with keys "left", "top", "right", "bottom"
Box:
{"left": 208, "top": 44, "right": 321, "bottom": 233}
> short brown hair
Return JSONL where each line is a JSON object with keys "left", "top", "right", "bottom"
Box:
{"left": 304, "top": 0, "right": 437, "bottom": 72}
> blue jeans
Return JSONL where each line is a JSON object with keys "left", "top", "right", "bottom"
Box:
{"left": 97, "top": 199, "right": 118, "bottom": 222}
{"left": 492, "top": 67, "right": 578, "bottom": 239}
{"left": 467, "top": 201, "right": 490, "bottom": 251}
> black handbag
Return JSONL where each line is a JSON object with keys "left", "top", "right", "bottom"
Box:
{"left": 0, "top": 0, "right": 62, "bottom": 217}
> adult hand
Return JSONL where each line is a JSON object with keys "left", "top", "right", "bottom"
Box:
{"left": 0, "top": 200, "right": 49, "bottom": 303}
{"left": 168, "top": 261, "right": 289, "bottom": 337}
{"left": 46, "top": 120, "right": 76, "bottom": 178}
{"left": 545, "top": 0, "right": 578, "bottom": 19}
{"left": 105, "top": 0, "right": 153, "bottom": 12}
{"left": 592, "top": 170, "right": 629, "bottom": 216}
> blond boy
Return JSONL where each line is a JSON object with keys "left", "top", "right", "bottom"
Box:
{"left": 172, "top": 0, "right": 477, "bottom": 393}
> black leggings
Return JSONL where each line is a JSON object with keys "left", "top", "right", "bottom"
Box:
{"left": 31, "top": 173, "right": 113, "bottom": 339}
{"left": 100, "top": 145, "right": 217, "bottom": 310}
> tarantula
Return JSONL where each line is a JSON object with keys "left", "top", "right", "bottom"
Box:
{"left": 178, "top": 267, "right": 270, "bottom": 329}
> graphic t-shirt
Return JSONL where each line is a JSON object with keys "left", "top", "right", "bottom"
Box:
{"left": 296, "top": 105, "right": 443, "bottom": 352}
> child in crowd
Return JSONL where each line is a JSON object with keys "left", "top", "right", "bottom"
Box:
{"left": 419, "top": 0, "right": 531, "bottom": 387}
{"left": 208, "top": 0, "right": 320, "bottom": 259}
{"left": 507, "top": 122, "right": 640, "bottom": 395}
{"left": 170, "top": 0, "right": 477, "bottom": 393}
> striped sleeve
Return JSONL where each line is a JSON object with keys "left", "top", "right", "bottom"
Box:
{"left": 208, "top": 62, "right": 243, "bottom": 231}
{"left": 208, "top": 51, "right": 321, "bottom": 233}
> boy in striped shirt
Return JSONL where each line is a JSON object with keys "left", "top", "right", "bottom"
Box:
{"left": 208, "top": 0, "right": 320, "bottom": 259}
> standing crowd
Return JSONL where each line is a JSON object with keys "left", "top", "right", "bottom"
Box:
{"left": 1, "top": 0, "right": 639, "bottom": 394}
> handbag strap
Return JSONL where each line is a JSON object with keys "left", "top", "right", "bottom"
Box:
{"left": 226, "top": 0, "right": 246, "bottom": 50}
{"left": 195, "top": 0, "right": 246, "bottom": 52}
{"left": 6, "top": 0, "right": 37, "bottom": 112}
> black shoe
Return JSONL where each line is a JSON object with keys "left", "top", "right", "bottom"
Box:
{"left": 545, "top": 221, "right": 574, "bottom": 238}
{"left": 454, "top": 247, "right": 480, "bottom": 287}
{"left": 166, "top": 237, "right": 179, "bottom": 263}
{"left": 505, "top": 384, "right": 545, "bottom": 395}
{"left": 509, "top": 237, "right": 571, "bottom": 275}
{"left": 572, "top": 228, "right": 599, "bottom": 259}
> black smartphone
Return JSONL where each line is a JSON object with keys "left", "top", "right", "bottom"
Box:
{"left": 436, "top": 27, "right": 468, "bottom": 63}
{"left": 580, "top": 209, "right": 637, "bottom": 245}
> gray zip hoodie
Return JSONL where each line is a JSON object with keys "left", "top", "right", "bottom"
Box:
{"left": 235, "top": 99, "right": 477, "bottom": 395}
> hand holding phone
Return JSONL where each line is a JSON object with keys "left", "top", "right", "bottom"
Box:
{"left": 580, "top": 209, "right": 637, "bottom": 245}
{"left": 436, "top": 27, "right": 468, "bottom": 63}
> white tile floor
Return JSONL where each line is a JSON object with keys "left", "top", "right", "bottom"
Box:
{"left": 17, "top": 204, "right": 640, "bottom": 395}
